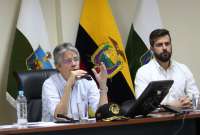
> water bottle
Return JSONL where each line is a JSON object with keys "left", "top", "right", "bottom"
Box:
{"left": 16, "top": 90, "right": 27, "bottom": 128}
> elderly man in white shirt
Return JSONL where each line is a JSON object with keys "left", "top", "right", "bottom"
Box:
{"left": 42, "top": 43, "right": 108, "bottom": 122}
{"left": 135, "top": 29, "right": 199, "bottom": 108}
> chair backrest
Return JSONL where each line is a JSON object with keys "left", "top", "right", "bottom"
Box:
{"left": 16, "top": 69, "right": 57, "bottom": 122}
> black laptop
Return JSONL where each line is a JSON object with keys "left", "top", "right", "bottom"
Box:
{"left": 124, "top": 80, "right": 174, "bottom": 118}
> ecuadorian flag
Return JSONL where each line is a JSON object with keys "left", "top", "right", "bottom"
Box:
{"left": 75, "top": 0, "right": 135, "bottom": 104}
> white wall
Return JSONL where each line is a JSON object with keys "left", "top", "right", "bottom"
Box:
{"left": 0, "top": 0, "right": 200, "bottom": 123}
{"left": 158, "top": 0, "right": 200, "bottom": 90}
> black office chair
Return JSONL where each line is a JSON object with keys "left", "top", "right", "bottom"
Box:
{"left": 16, "top": 69, "right": 57, "bottom": 122}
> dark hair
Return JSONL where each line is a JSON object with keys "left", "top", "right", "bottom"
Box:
{"left": 53, "top": 42, "right": 79, "bottom": 65}
{"left": 149, "top": 29, "right": 171, "bottom": 47}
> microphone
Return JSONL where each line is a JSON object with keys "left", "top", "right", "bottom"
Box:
{"left": 76, "top": 74, "right": 92, "bottom": 81}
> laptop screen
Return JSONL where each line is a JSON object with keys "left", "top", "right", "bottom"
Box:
{"left": 127, "top": 80, "right": 174, "bottom": 118}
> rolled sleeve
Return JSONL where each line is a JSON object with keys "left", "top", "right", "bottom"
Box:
{"left": 182, "top": 65, "right": 200, "bottom": 99}
{"left": 42, "top": 79, "right": 60, "bottom": 121}
{"left": 86, "top": 80, "right": 100, "bottom": 112}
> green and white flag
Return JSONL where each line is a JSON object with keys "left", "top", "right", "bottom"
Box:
{"left": 125, "top": 0, "right": 162, "bottom": 82}
{"left": 7, "top": 0, "right": 53, "bottom": 107}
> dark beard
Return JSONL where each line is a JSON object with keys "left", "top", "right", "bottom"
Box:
{"left": 154, "top": 51, "right": 171, "bottom": 62}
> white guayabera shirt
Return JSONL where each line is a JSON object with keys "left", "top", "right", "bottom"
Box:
{"left": 42, "top": 73, "right": 100, "bottom": 122}
{"left": 135, "top": 58, "right": 199, "bottom": 105}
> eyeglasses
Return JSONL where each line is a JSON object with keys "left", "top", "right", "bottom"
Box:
{"left": 62, "top": 56, "right": 80, "bottom": 64}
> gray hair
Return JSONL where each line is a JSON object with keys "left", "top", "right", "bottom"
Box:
{"left": 53, "top": 42, "right": 80, "bottom": 65}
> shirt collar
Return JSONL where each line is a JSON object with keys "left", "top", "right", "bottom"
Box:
{"left": 58, "top": 73, "right": 67, "bottom": 86}
{"left": 152, "top": 58, "right": 175, "bottom": 71}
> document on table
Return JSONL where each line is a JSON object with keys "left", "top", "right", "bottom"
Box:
{"left": 0, "top": 122, "right": 73, "bottom": 129}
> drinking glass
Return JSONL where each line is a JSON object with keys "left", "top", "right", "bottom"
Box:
{"left": 77, "top": 102, "right": 88, "bottom": 123}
